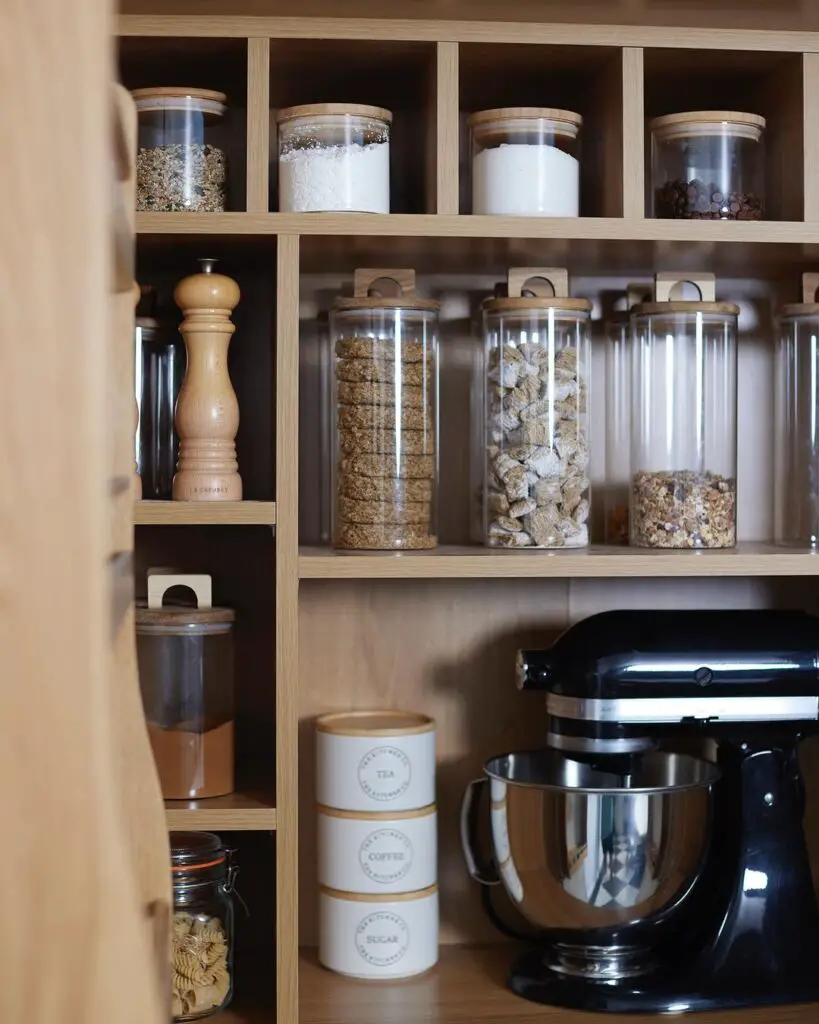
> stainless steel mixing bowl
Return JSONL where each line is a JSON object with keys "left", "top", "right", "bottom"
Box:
{"left": 462, "top": 749, "right": 720, "bottom": 934}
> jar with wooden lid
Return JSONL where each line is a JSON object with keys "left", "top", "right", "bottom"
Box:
{"left": 170, "top": 832, "right": 236, "bottom": 1020}
{"left": 631, "top": 273, "right": 738, "bottom": 548}
{"left": 481, "top": 268, "right": 592, "bottom": 549}
{"left": 775, "top": 273, "right": 819, "bottom": 546}
{"left": 136, "top": 573, "right": 235, "bottom": 800}
{"left": 468, "top": 108, "right": 582, "bottom": 216}
{"left": 132, "top": 87, "right": 228, "bottom": 212}
{"left": 277, "top": 103, "right": 392, "bottom": 213}
{"left": 330, "top": 269, "right": 439, "bottom": 551}
{"left": 650, "top": 111, "right": 765, "bottom": 220}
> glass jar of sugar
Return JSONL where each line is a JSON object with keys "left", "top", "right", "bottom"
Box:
{"left": 277, "top": 103, "right": 392, "bottom": 213}
{"left": 468, "top": 107, "right": 582, "bottom": 216}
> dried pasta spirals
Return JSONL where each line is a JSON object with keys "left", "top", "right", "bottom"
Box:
{"left": 171, "top": 911, "right": 231, "bottom": 1020}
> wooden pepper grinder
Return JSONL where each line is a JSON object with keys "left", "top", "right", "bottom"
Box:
{"left": 173, "top": 258, "right": 242, "bottom": 501}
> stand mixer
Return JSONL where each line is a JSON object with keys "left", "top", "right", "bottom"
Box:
{"left": 461, "top": 609, "right": 819, "bottom": 1013}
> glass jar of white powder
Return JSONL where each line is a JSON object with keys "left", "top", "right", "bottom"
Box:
{"left": 277, "top": 103, "right": 392, "bottom": 213}
{"left": 468, "top": 107, "right": 582, "bottom": 217}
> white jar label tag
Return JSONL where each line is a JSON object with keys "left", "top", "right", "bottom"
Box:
{"left": 357, "top": 746, "right": 412, "bottom": 801}
{"left": 355, "top": 910, "right": 409, "bottom": 967}
{"left": 359, "top": 828, "right": 414, "bottom": 884}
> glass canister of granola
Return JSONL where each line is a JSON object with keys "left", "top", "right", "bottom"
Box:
{"left": 330, "top": 269, "right": 439, "bottom": 551}
{"left": 481, "top": 267, "right": 592, "bottom": 549}
{"left": 631, "top": 272, "right": 738, "bottom": 549}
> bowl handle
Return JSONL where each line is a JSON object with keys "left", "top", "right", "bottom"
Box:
{"left": 460, "top": 778, "right": 500, "bottom": 886}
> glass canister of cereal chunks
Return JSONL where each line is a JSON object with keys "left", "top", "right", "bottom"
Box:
{"left": 481, "top": 267, "right": 592, "bottom": 549}
{"left": 330, "top": 269, "right": 439, "bottom": 551}
{"left": 631, "top": 272, "right": 738, "bottom": 549}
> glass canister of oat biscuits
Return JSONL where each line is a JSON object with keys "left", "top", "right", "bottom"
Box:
{"left": 650, "top": 110, "right": 765, "bottom": 220}
{"left": 631, "top": 272, "right": 738, "bottom": 549}
{"left": 331, "top": 269, "right": 439, "bottom": 551}
{"left": 171, "top": 832, "right": 236, "bottom": 1020}
{"left": 132, "top": 88, "right": 228, "bottom": 212}
{"left": 775, "top": 273, "right": 819, "bottom": 546}
{"left": 481, "top": 267, "right": 592, "bottom": 549}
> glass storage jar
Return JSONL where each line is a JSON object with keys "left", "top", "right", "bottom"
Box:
{"left": 775, "top": 273, "right": 819, "bottom": 546}
{"left": 132, "top": 87, "right": 228, "bottom": 212}
{"left": 330, "top": 268, "right": 439, "bottom": 550}
{"left": 468, "top": 107, "right": 582, "bottom": 217}
{"left": 135, "top": 304, "right": 185, "bottom": 500}
{"left": 481, "top": 267, "right": 591, "bottom": 549}
{"left": 171, "top": 832, "right": 236, "bottom": 1021}
{"left": 631, "top": 273, "right": 738, "bottom": 548}
{"left": 277, "top": 103, "right": 392, "bottom": 213}
{"left": 136, "top": 573, "right": 235, "bottom": 799}
{"left": 650, "top": 110, "right": 765, "bottom": 220}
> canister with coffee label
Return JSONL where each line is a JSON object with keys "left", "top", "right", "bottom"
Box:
{"left": 319, "top": 885, "right": 439, "bottom": 979}
{"left": 318, "top": 803, "right": 437, "bottom": 895}
{"left": 315, "top": 710, "right": 435, "bottom": 813}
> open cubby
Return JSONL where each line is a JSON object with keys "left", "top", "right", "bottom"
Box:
{"left": 115, "top": 6, "right": 819, "bottom": 1023}
{"left": 643, "top": 49, "right": 806, "bottom": 221}
{"left": 458, "top": 44, "right": 626, "bottom": 217}
{"left": 119, "top": 36, "right": 249, "bottom": 211}
{"left": 268, "top": 40, "right": 438, "bottom": 213}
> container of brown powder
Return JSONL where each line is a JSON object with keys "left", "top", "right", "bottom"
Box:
{"left": 137, "top": 572, "right": 235, "bottom": 800}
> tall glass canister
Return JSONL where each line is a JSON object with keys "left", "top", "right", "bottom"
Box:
{"left": 631, "top": 273, "right": 738, "bottom": 548}
{"left": 482, "top": 268, "right": 592, "bottom": 548}
{"left": 775, "top": 273, "right": 819, "bottom": 546}
{"left": 331, "top": 269, "right": 439, "bottom": 550}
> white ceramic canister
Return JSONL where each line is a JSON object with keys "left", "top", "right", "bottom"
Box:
{"left": 316, "top": 711, "right": 436, "bottom": 813}
{"left": 319, "top": 884, "right": 439, "bottom": 979}
{"left": 318, "top": 803, "right": 437, "bottom": 895}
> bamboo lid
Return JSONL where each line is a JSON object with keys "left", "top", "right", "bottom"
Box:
{"left": 467, "top": 106, "right": 583, "bottom": 139}
{"left": 634, "top": 271, "right": 739, "bottom": 316}
{"left": 333, "top": 268, "right": 440, "bottom": 313}
{"left": 483, "top": 265, "right": 592, "bottom": 315}
{"left": 316, "top": 710, "right": 435, "bottom": 736}
{"left": 650, "top": 110, "right": 765, "bottom": 141}
{"left": 777, "top": 272, "right": 819, "bottom": 318}
{"left": 320, "top": 884, "right": 437, "bottom": 903}
{"left": 277, "top": 102, "right": 393, "bottom": 124}
{"left": 317, "top": 803, "right": 436, "bottom": 821}
{"left": 131, "top": 86, "right": 227, "bottom": 113}
{"left": 135, "top": 601, "right": 235, "bottom": 627}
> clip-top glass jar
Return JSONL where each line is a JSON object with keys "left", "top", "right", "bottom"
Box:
{"left": 135, "top": 297, "right": 185, "bottom": 500}
{"left": 136, "top": 573, "right": 235, "bottom": 800}
{"left": 631, "top": 273, "right": 738, "bottom": 548}
{"left": 481, "top": 267, "right": 591, "bottom": 549}
{"left": 650, "top": 110, "right": 765, "bottom": 220}
{"left": 277, "top": 103, "right": 392, "bottom": 213}
{"left": 132, "top": 87, "right": 228, "bottom": 212}
{"left": 775, "top": 273, "right": 819, "bottom": 546}
{"left": 468, "top": 107, "right": 582, "bottom": 216}
{"left": 331, "top": 269, "right": 439, "bottom": 550}
{"left": 171, "top": 832, "right": 236, "bottom": 1021}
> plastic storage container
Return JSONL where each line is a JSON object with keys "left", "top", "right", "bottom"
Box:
{"left": 650, "top": 110, "right": 765, "bottom": 220}
{"left": 278, "top": 103, "right": 392, "bottom": 213}
{"left": 132, "top": 87, "right": 228, "bottom": 212}
{"left": 481, "top": 267, "right": 591, "bottom": 549}
{"left": 775, "top": 273, "right": 819, "bottom": 546}
{"left": 171, "top": 832, "right": 236, "bottom": 1020}
{"left": 468, "top": 107, "right": 582, "bottom": 216}
{"left": 330, "top": 269, "right": 439, "bottom": 551}
{"left": 136, "top": 573, "right": 235, "bottom": 799}
{"left": 603, "top": 284, "right": 652, "bottom": 545}
{"left": 631, "top": 273, "right": 738, "bottom": 548}
{"left": 135, "top": 302, "right": 185, "bottom": 500}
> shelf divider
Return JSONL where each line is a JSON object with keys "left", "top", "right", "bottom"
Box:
{"left": 622, "top": 47, "right": 645, "bottom": 220}
{"left": 804, "top": 53, "right": 819, "bottom": 220}
{"left": 433, "top": 41, "right": 460, "bottom": 215}
{"left": 246, "top": 37, "right": 271, "bottom": 213}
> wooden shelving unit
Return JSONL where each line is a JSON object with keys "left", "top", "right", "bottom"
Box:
{"left": 119, "top": 4, "right": 819, "bottom": 1023}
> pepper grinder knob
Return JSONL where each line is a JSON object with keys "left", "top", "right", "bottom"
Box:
{"left": 172, "top": 259, "right": 242, "bottom": 501}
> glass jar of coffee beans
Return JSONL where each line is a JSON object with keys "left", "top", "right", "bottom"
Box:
{"left": 650, "top": 111, "right": 765, "bottom": 220}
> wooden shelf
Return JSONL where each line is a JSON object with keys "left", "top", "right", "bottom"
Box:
{"left": 164, "top": 791, "right": 277, "bottom": 831}
{"left": 135, "top": 501, "right": 276, "bottom": 525}
{"left": 300, "top": 945, "right": 814, "bottom": 1023}
{"left": 299, "top": 544, "right": 819, "bottom": 579}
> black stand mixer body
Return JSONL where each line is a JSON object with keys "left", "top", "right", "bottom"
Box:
{"left": 508, "top": 610, "right": 819, "bottom": 1013}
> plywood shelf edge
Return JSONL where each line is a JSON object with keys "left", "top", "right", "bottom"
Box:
{"left": 134, "top": 501, "right": 277, "bottom": 525}
{"left": 164, "top": 793, "right": 277, "bottom": 831}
